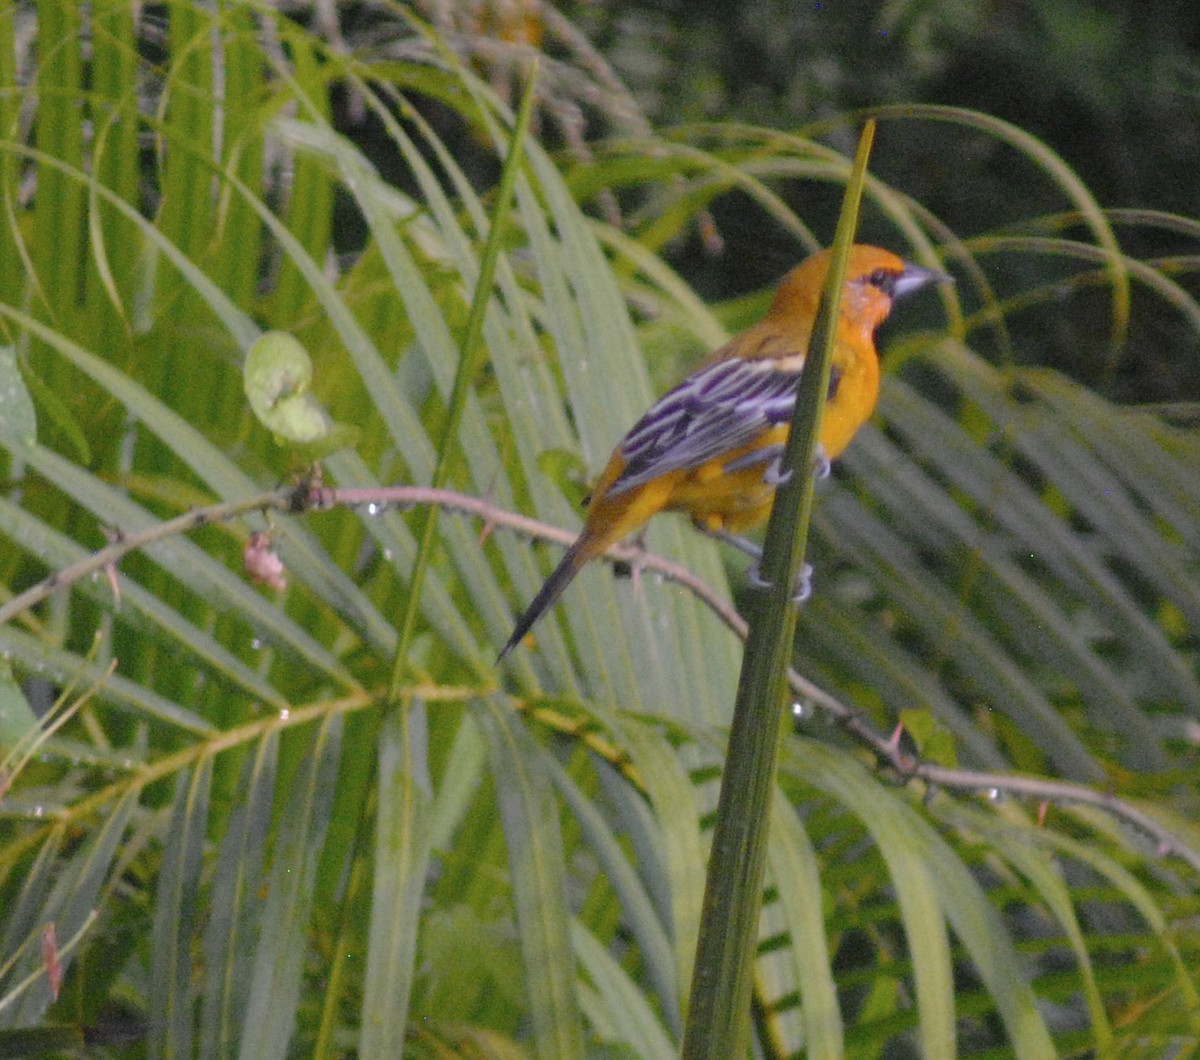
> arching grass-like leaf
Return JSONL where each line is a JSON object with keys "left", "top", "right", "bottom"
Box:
{"left": 0, "top": 9, "right": 1196, "bottom": 1059}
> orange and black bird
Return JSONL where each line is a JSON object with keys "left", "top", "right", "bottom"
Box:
{"left": 499, "top": 244, "right": 948, "bottom": 659}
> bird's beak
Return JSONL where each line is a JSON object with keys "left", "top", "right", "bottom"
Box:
{"left": 893, "top": 262, "right": 953, "bottom": 301}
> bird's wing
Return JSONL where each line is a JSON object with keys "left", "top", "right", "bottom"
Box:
{"left": 606, "top": 355, "right": 806, "bottom": 496}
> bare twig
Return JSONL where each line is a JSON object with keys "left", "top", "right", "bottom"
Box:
{"left": 0, "top": 488, "right": 298, "bottom": 628}
{"left": 3, "top": 480, "right": 1197, "bottom": 876}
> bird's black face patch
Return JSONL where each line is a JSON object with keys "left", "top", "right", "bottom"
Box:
{"left": 864, "top": 267, "right": 902, "bottom": 297}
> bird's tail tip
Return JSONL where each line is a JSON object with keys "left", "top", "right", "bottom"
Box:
{"left": 495, "top": 536, "right": 594, "bottom": 665}
{"left": 496, "top": 634, "right": 521, "bottom": 663}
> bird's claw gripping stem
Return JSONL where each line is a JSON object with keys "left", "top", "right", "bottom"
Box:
{"left": 746, "top": 560, "right": 813, "bottom": 602}
{"left": 813, "top": 445, "right": 831, "bottom": 480}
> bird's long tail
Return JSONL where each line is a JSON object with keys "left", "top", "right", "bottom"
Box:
{"left": 498, "top": 533, "right": 602, "bottom": 660}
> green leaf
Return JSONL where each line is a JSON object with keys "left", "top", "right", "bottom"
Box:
{"left": 792, "top": 742, "right": 956, "bottom": 1057}
{"left": 149, "top": 759, "right": 213, "bottom": 1057}
{"left": 478, "top": 696, "right": 584, "bottom": 1060}
{"left": 764, "top": 793, "right": 843, "bottom": 1059}
{"left": 614, "top": 716, "right": 705, "bottom": 1006}
{"left": 898, "top": 709, "right": 958, "bottom": 768}
{"left": 571, "top": 920, "right": 676, "bottom": 1060}
{"left": 1, "top": 10, "right": 1196, "bottom": 1057}
{"left": 0, "top": 346, "right": 35, "bottom": 448}
{"left": 0, "top": 664, "right": 37, "bottom": 756}
{"left": 199, "top": 733, "right": 278, "bottom": 1060}
{"left": 3, "top": 789, "right": 137, "bottom": 1024}
{"left": 545, "top": 749, "right": 680, "bottom": 1036}
{"left": 239, "top": 714, "right": 342, "bottom": 1060}
{"left": 940, "top": 801, "right": 1113, "bottom": 1051}
{"left": 359, "top": 700, "right": 434, "bottom": 1056}
{"left": 10, "top": 359, "right": 87, "bottom": 463}
{"left": 243, "top": 330, "right": 330, "bottom": 444}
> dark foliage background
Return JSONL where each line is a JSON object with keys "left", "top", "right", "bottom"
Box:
{"left": 510, "top": 0, "right": 1200, "bottom": 401}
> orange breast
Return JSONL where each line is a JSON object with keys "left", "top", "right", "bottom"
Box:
{"left": 819, "top": 333, "right": 880, "bottom": 459}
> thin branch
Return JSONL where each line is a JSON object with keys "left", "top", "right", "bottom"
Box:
{"left": 3, "top": 480, "right": 1197, "bottom": 876}
{"left": 0, "top": 487, "right": 298, "bottom": 628}
{"left": 0, "top": 481, "right": 742, "bottom": 634}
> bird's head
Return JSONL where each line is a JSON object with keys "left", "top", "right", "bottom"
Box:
{"left": 768, "top": 244, "right": 950, "bottom": 343}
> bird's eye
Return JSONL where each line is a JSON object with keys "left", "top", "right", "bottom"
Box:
{"left": 866, "top": 268, "right": 898, "bottom": 294}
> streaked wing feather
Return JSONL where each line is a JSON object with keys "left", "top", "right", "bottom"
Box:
{"left": 607, "top": 357, "right": 803, "bottom": 495}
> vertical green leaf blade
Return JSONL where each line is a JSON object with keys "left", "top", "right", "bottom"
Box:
{"left": 199, "top": 733, "right": 278, "bottom": 1060}
{"left": 791, "top": 741, "right": 957, "bottom": 1058}
{"left": 359, "top": 700, "right": 434, "bottom": 1057}
{"left": 150, "top": 758, "right": 213, "bottom": 1058}
{"left": 571, "top": 919, "right": 676, "bottom": 1059}
{"left": 683, "top": 121, "right": 877, "bottom": 1059}
{"left": 32, "top": 0, "right": 83, "bottom": 330}
{"left": 478, "top": 696, "right": 583, "bottom": 1060}
{"left": 766, "top": 793, "right": 843, "bottom": 1060}
{"left": 239, "top": 715, "right": 342, "bottom": 1060}
{"left": 0, "top": 663, "right": 37, "bottom": 754}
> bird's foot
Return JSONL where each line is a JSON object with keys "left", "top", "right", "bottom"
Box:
{"left": 813, "top": 445, "right": 831, "bottom": 480}
{"left": 705, "top": 528, "right": 812, "bottom": 601}
{"left": 613, "top": 530, "right": 649, "bottom": 583}
{"left": 762, "top": 459, "right": 792, "bottom": 486}
{"left": 745, "top": 560, "right": 813, "bottom": 602}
